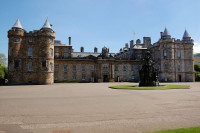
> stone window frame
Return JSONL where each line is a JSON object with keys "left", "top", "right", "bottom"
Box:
{"left": 64, "top": 53, "right": 68, "bottom": 58}
{"left": 50, "top": 48, "right": 53, "bottom": 57}
{"left": 14, "top": 60, "right": 20, "bottom": 68}
{"left": 54, "top": 64, "right": 59, "bottom": 72}
{"left": 177, "top": 50, "right": 181, "bottom": 59}
{"left": 15, "top": 38, "right": 20, "bottom": 42}
{"left": 73, "top": 65, "right": 76, "bottom": 72}
{"left": 163, "top": 49, "right": 167, "bottom": 58}
{"left": 63, "top": 64, "right": 67, "bottom": 72}
{"left": 131, "top": 65, "right": 134, "bottom": 72}
{"left": 28, "top": 47, "right": 33, "bottom": 57}
{"left": 55, "top": 53, "right": 59, "bottom": 58}
{"left": 115, "top": 65, "right": 118, "bottom": 71}
{"left": 123, "top": 65, "right": 127, "bottom": 71}
{"left": 90, "top": 65, "right": 94, "bottom": 72}
{"left": 64, "top": 76, "right": 67, "bottom": 81}
{"left": 178, "top": 63, "right": 181, "bottom": 72}
{"left": 82, "top": 75, "right": 86, "bottom": 80}
{"left": 64, "top": 48, "right": 68, "bottom": 52}
{"left": 29, "top": 39, "right": 34, "bottom": 43}
{"left": 82, "top": 65, "right": 85, "bottom": 72}
{"left": 73, "top": 75, "right": 76, "bottom": 80}
{"left": 50, "top": 63, "right": 53, "bottom": 72}
{"left": 28, "top": 62, "right": 33, "bottom": 72}
{"left": 132, "top": 75, "right": 135, "bottom": 80}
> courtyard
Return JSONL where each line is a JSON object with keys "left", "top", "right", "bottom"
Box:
{"left": 0, "top": 82, "right": 200, "bottom": 133}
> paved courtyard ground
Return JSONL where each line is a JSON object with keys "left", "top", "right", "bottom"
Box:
{"left": 0, "top": 82, "right": 200, "bottom": 133}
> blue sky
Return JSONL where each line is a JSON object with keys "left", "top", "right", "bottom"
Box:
{"left": 0, "top": 0, "right": 200, "bottom": 57}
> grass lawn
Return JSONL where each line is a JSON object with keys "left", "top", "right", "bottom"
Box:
{"left": 54, "top": 82, "right": 78, "bottom": 84}
{"left": 110, "top": 84, "right": 190, "bottom": 90}
{"left": 149, "top": 127, "right": 200, "bottom": 133}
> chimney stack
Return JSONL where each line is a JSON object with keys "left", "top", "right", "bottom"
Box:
{"left": 68, "top": 37, "right": 71, "bottom": 45}
{"left": 94, "top": 47, "right": 98, "bottom": 53}
{"left": 80, "top": 46, "right": 84, "bottom": 52}
{"left": 130, "top": 40, "right": 134, "bottom": 49}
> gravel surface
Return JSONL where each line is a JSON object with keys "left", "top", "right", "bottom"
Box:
{"left": 0, "top": 82, "right": 200, "bottom": 133}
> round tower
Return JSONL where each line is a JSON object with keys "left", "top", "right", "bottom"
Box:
{"left": 8, "top": 18, "right": 25, "bottom": 84}
{"left": 38, "top": 18, "right": 55, "bottom": 84}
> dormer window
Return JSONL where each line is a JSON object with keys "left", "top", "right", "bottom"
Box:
{"left": 15, "top": 38, "right": 20, "bottom": 42}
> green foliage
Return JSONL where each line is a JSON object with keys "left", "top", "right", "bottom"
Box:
{"left": 0, "top": 66, "right": 8, "bottom": 80}
{"left": 0, "top": 53, "right": 7, "bottom": 67}
{"left": 194, "top": 63, "right": 200, "bottom": 72}
{"left": 194, "top": 63, "right": 200, "bottom": 81}
{"left": 149, "top": 126, "right": 200, "bottom": 133}
{"left": 110, "top": 84, "right": 190, "bottom": 90}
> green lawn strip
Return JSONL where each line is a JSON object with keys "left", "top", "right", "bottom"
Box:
{"left": 54, "top": 82, "right": 79, "bottom": 84}
{"left": 149, "top": 127, "right": 200, "bottom": 133}
{"left": 110, "top": 84, "right": 190, "bottom": 90}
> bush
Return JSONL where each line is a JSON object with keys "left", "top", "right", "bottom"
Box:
{"left": 0, "top": 66, "right": 8, "bottom": 84}
{"left": 195, "top": 71, "right": 200, "bottom": 81}
{"left": 194, "top": 63, "right": 200, "bottom": 72}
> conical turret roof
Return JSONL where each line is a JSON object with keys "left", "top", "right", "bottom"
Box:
{"left": 162, "top": 27, "right": 170, "bottom": 36}
{"left": 183, "top": 29, "right": 191, "bottom": 38}
{"left": 12, "top": 18, "right": 23, "bottom": 29}
{"left": 42, "top": 18, "right": 51, "bottom": 29}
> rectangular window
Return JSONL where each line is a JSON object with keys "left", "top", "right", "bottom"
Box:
{"left": 28, "top": 62, "right": 32, "bottom": 71}
{"left": 64, "top": 77, "right": 67, "bottom": 80}
{"left": 64, "top": 48, "right": 68, "bottom": 51}
{"left": 73, "top": 65, "right": 76, "bottom": 72}
{"left": 131, "top": 65, "right": 134, "bottom": 71}
{"left": 15, "top": 38, "right": 20, "bottom": 42}
{"left": 82, "top": 75, "right": 86, "bottom": 80}
{"left": 64, "top": 53, "right": 68, "bottom": 58}
{"left": 132, "top": 75, "right": 135, "bottom": 80}
{"left": 115, "top": 65, "right": 118, "bottom": 71}
{"left": 14, "top": 60, "right": 19, "bottom": 68}
{"left": 90, "top": 65, "right": 94, "bottom": 72}
{"left": 28, "top": 47, "right": 33, "bottom": 57}
{"left": 82, "top": 65, "right": 85, "bottom": 72}
{"left": 73, "top": 75, "right": 76, "bottom": 80}
{"left": 29, "top": 39, "right": 33, "bottom": 43}
{"left": 177, "top": 50, "right": 181, "bottom": 58}
{"left": 123, "top": 65, "right": 127, "bottom": 71}
{"left": 64, "top": 64, "right": 67, "bottom": 72}
{"left": 54, "top": 64, "right": 59, "bottom": 72}
{"left": 50, "top": 63, "right": 53, "bottom": 71}
{"left": 55, "top": 53, "right": 59, "bottom": 58}
{"left": 50, "top": 48, "right": 53, "bottom": 56}
{"left": 178, "top": 64, "right": 181, "bottom": 72}
{"left": 163, "top": 50, "right": 167, "bottom": 57}
{"left": 42, "top": 61, "right": 46, "bottom": 67}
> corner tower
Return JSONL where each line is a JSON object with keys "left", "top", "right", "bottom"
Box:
{"left": 37, "top": 18, "right": 55, "bottom": 84}
{"left": 8, "top": 18, "right": 26, "bottom": 84}
{"left": 8, "top": 18, "right": 55, "bottom": 85}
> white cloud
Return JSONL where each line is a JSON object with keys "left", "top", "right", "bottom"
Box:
{"left": 194, "top": 42, "right": 200, "bottom": 53}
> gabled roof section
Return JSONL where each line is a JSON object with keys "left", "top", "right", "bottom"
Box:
{"left": 162, "top": 27, "right": 170, "bottom": 36}
{"left": 12, "top": 18, "right": 23, "bottom": 29}
{"left": 183, "top": 29, "right": 191, "bottom": 38}
{"left": 42, "top": 18, "right": 51, "bottom": 29}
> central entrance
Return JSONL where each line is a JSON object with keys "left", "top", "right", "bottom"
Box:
{"left": 178, "top": 75, "right": 182, "bottom": 82}
{"left": 103, "top": 75, "right": 108, "bottom": 82}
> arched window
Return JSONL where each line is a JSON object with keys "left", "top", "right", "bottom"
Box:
{"left": 28, "top": 47, "right": 33, "bottom": 57}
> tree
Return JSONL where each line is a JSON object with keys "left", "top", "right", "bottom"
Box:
{"left": 0, "top": 53, "right": 7, "bottom": 67}
{"left": 194, "top": 63, "right": 200, "bottom": 81}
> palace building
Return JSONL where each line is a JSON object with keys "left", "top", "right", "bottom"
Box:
{"left": 7, "top": 18, "right": 195, "bottom": 84}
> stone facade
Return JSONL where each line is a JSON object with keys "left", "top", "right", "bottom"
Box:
{"left": 8, "top": 19, "right": 195, "bottom": 84}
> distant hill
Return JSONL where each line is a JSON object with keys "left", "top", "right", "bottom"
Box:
{"left": 194, "top": 53, "right": 200, "bottom": 63}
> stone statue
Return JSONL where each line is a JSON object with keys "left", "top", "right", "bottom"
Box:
{"left": 139, "top": 51, "right": 159, "bottom": 86}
